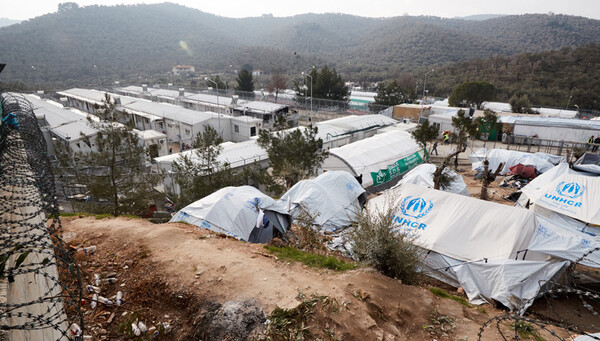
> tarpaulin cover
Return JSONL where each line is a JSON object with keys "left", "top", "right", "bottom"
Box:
{"left": 573, "top": 153, "right": 600, "bottom": 175}
{"left": 527, "top": 213, "right": 600, "bottom": 268}
{"left": 367, "top": 183, "right": 536, "bottom": 261}
{"left": 281, "top": 171, "right": 366, "bottom": 232}
{"left": 508, "top": 164, "right": 537, "bottom": 179}
{"left": 454, "top": 259, "right": 569, "bottom": 312}
{"left": 170, "top": 186, "right": 289, "bottom": 242}
{"left": 469, "top": 148, "right": 554, "bottom": 175}
{"left": 395, "top": 163, "right": 470, "bottom": 196}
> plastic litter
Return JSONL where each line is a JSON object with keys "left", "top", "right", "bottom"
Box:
{"left": 96, "top": 295, "right": 113, "bottom": 305}
{"left": 86, "top": 285, "right": 100, "bottom": 294}
{"left": 132, "top": 323, "right": 141, "bottom": 336}
{"left": 116, "top": 291, "right": 123, "bottom": 306}
{"left": 90, "top": 293, "right": 98, "bottom": 309}
{"left": 70, "top": 323, "right": 82, "bottom": 339}
{"left": 94, "top": 273, "right": 100, "bottom": 286}
{"left": 76, "top": 245, "right": 97, "bottom": 254}
{"left": 138, "top": 321, "right": 147, "bottom": 333}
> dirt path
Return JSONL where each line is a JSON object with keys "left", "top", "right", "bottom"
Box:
{"left": 62, "top": 216, "right": 572, "bottom": 340}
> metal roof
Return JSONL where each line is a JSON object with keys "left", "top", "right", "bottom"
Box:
{"left": 57, "top": 88, "right": 109, "bottom": 105}
{"left": 50, "top": 121, "right": 98, "bottom": 141}
{"left": 499, "top": 116, "right": 600, "bottom": 130}
{"left": 318, "top": 114, "right": 397, "bottom": 132}
{"left": 26, "top": 94, "right": 90, "bottom": 127}
{"left": 120, "top": 99, "right": 219, "bottom": 125}
{"left": 155, "top": 139, "right": 267, "bottom": 170}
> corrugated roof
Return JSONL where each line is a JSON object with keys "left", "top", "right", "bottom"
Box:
{"left": 120, "top": 100, "right": 218, "bottom": 125}
{"left": 57, "top": 88, "right": 109, "bottom": 105}
{"left": 499, "top": 116, "right": 600, "bottom": 129}
{"left": 318, "top": 114, "right": 397, "bottom": 131}
{"left": 155, "top": 139, "right": 267, "bottom": 170}
{"left": 51, "top": 121, "right": 98, "bottom": 141}
{"left": 26, "top": 94, "right": 90, "bottom": 127}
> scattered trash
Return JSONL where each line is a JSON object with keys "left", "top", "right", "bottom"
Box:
{"left": 90, "top": 294, "right": 98, "bottom": 309}
{"left": 138, "top": 321, "right": 147, "bottom": 333}
{"left": 70, "top": 323, "right": 82, "bottom": 339}
{"left": 77, "top": 245, "right": 97, "bottom": 254}
{"left": 131, "top": 322, "right": 141, "bottom": 336}
{"left": 116, "top": 291, "right": 123, "bottom": 306}
{"left": 96, "top": 295, "right": 113, "bottom": 305}
{"left": 100, "top": 277, "right": 117, "bottom": 284}
{"left": 94, "top": 273, "right": 100, "bottom": 286}
{"left": 86, "top": 285, "right": 101, "bottom": 294}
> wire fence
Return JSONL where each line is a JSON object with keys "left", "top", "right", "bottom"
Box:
{"left": 0, "top": 93, "right": 83, "bottom": 339}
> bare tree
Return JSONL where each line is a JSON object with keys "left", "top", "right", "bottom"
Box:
{"left": 267, "top": 71, "right": 287, "bottom": 102}
{"left": 480, "top": 160, "right": 504, "bottom": 201}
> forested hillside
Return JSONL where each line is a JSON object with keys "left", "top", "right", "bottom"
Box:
{"left": 427, "top": 44, "right": 600, "bottom": 110}
{"left": 0, "top": 3, "right": 598, "bottom": 91}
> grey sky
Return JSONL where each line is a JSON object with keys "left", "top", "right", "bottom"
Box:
{"left": 5, "top": 0, "right": 600, "bottom": 21}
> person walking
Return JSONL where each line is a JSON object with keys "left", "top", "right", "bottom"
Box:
{"left": 432, "top": 140, "right": 439, "bottom": 156}
{"left": 443, "top": 133, "right": 450, "bottom": 145}
{"left": 588, "top": 136, "right": 595, "bottom": 151}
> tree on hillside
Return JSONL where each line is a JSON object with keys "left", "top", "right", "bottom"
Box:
{"left": 171, "top": 125, "right": 232, "bottom": 207}
{"left": 410, "top": 120, "right": 439, "bottom": 158}
{"left": 71, "top": 94, "right": 161, "bottom": 216}
{"left": 448, "top": 81, "right": 496, "bottom": 109}
{"left": 205, "top": 76, "right": 227, "bottom": 93}
{"left": 370, "top": 81, "right": 409, "bottom": 111}
{"left": 267, "top": 71, "right": 287, "bottom": 102}
{"left": 235, "top": 69, "right": 255, "bottom": 95}
{"left": 509, "top": 93, "right": 533, "bottom": 113}
{"left": 258, "top": 119, "right": 328, "bottom": 191}
{"left": 293, "top": 66, "right": 350, "bottom": 103}
{"left": 58, "top": 2, "right": 79, "bottom": 12}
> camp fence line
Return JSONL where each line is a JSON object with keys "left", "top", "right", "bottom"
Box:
{"left": 370, "top": 149, "right": 426, "bottom": 187}
{"left": 0, "top": 92, "right": 84, "bottom": 340}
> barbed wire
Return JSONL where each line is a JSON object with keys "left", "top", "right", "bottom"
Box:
{"left": 0, "top": 92, "right": 84, "bottom": 339}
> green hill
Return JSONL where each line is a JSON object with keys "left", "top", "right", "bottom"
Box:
{"left": 0, "top": 3, "right": 599, "bottom": 89}
{"left": 427, "top": 43, "right": 600, "bottom": 110}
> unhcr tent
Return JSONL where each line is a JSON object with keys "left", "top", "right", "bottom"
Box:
{"left": 368, "top": 184, "right": 568, "bottom": 311}
{"left": 469, "top": 148, "right": 554, "bottom": 175}
{"left": 369, "top": 183, "right": 536, "bottom": 261}
{"left": 395, "top": 163, "right": 470, "bottom": 196}
{"left": 281, "top": 171, "right": 366, "bottom": 232}
{"left": 170, "top": 186, "right": 290, "bottom": 243}
{"left": 319, "top": 130, "right": 425, "bottom": 191}
{"left": 520, "top": 171, "right": 600, "bottom": 225}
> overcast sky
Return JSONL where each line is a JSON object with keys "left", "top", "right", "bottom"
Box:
{"left": 5, "top": 0, "right": 600, "bottom": 20}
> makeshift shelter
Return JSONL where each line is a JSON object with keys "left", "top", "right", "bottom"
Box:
{"left": 469, "top": 148, "right": 554, "bottom": 175}
{"left": 394, "top": 163, "right": 470, "bottom": 196}
{"left": 319, "top": 130, "right": 425, "bottom": 191}
{"left": 281, "top": 171, "right": 366, "bottom": 232}
{"left": 170, "top": 186, "right": 290, "bottom": 243}
{"left": 368, "top": 184, "right": 568, "bottom": 311}
{"left": 573, "top": 153, "right": 600, "bottom": 175}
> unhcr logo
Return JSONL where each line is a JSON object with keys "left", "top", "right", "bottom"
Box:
{"left": 543, "top": 181, "right": 585, "bottom": 207}
{"left": 393, "top": 196, "right": 433, "bottom": 231}
{"left": 400, "top": 196, "right": 433, "bottom": 219}
{"left": 556, "top": 181, "right": 585, "bottom": 199}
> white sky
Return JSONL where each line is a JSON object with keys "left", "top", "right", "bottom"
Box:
{"left": 5, "top": 0, "right": 600, "bottom": 21}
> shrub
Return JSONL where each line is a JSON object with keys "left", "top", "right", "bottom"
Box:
{"left": 350, "top": 202, "right": 422, "bottom": 284}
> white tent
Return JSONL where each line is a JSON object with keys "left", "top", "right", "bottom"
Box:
{"left": 320, "top": 130, "right": 425, "bottom": 190}
{"left": 368, "top": 184, "right": 536, "bottom": 261}
{"left": 170, "top": 186, "right": 290, "bottom": 243}
{"left": 281, "top": 171, "right": 366, "bottom": 232}
{"left": 520, "top": 171, "right": 600, "bottom": 225}
{"left": 469, "top": 148, "right": 554, "bottom": 175}
{"left": 367, "top": 184, "right": 573, "bottom": 311}
{"left": 394, "top": 163, "right": 470, "bottom": 196}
